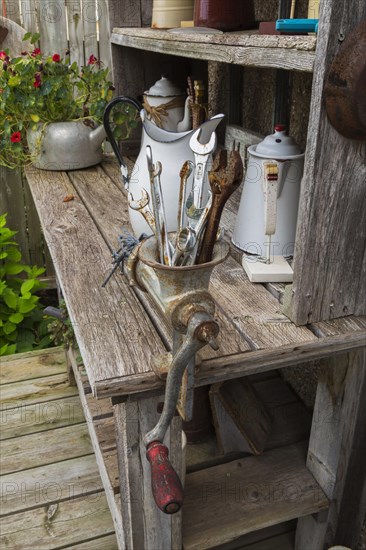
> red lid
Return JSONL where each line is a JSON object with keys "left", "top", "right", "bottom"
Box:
{"left": 274, "top": 123, "right": 286, "bottom": 132}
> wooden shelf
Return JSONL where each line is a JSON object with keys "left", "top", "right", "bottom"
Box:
{"left": 111, "top": 28, "right": 316, "bottom": 72}
{"left": 182, "top": 442, "right": 328, "bottom": 550}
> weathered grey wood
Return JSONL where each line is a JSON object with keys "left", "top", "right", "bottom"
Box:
{"left": 20, "top": 0, "right": 38, "bottom": 34}
{"left": 25, "top": 166, "right": 165, "bottom": 392}
{"left": 296, "top": 348, "right": 366, "bottom": 549}
{"left": 38, "top": 0, "right": 68, "bottom": 56}
{"left": 182, "top": 442, "right": 328, "bottom": 550}
{"left": 0, "top": 455, "right": 103, "bottom": 516}
{"left": 97, "top": 0, "right": 113, "bottom": 71}
{"left": 70, "top": 534, "right": 119, "bottom": 549}
{"left": 0, "top": 494, "right": 116, "bottom": 549}
{"left": 83, "top": 0, "right": 98, "bottom": 63}
{"left": 113, "top": 395, "right": 182, "bottom": 549}
{"left": 111, "top": 29, "right": 316, "bottom": 72}
{"left": 70, "top": 349, "right": 124, "bottom": 548}
{"left": 22, "top": 172, "right": 46, "bottom": 268}
{"left": 0, "top": 347, "right": 65, "bottom": 385}
{"left": 66, "top": 0, "right": 84, "bottom": 66}
{"left": 290, "top": 0, "right": 366, "bottom": 324}
{"left": 0, "top": 423, "right": 93, "bottom": 475}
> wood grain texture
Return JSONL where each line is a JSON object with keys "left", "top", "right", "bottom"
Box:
{"left": 0, "top": 395, "right": 85, "bottom": 440}
{"left": 0, "top": 347, "right": 66, "bottom": 385}
{"left": 70, "top": 534, "right": 119, "bottom": 549}
{"left": 182, "top": 442, "right": 328, "bottom": 550}
{"left": 66, "top": 0, "right": 84, "bottom": 66}
{"left": 0, "top": 373, "right": 78, "bottom": 408}
{"left": 38, "top": 0, "right": 68, "bottom": 56}
{"left": 70, "top": 349, "right": 124, "bottom": 547}
{"left": 0, "top": 455, "right": 103, "bottom": 516}
{"left": 111, "top": 30, "right": 315, "bottom": 72}
{"left": 290, "top": 0, "right": 366, "bottom": 324}
{"left": 0, "top": 494, "right": 115, "bottom": 549}
{"left": 296, "top": 348, "right": 366, "bottom": 549}
{"left": 25, "top": 166, "right": 165, "bottom": 392}
{"left": 0, "top": 423, "right": 92, "bottom": 475}
{"left": 83, "top": 0, "right": 98, "bottom": 63}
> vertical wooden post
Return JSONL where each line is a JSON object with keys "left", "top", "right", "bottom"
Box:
{"left": 290, "top": 0, "right": 366, "bottom": 324}
{"left": 113, "top": 395, "right": 182, "bottom": 550}
{"left": 295, "top": 347, "right": 366, "bottom": 549}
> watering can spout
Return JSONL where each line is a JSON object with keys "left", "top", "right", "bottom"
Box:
{"left": 89, "top": 124, "right": 107, "bottom": 151}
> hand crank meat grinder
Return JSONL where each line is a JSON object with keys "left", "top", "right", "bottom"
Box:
{"left": 126, "top": 236, "right": 229, "bottom": 514}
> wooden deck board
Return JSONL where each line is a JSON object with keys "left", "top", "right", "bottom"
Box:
{"left": 0, "top": 348, "right": 66, "bottom": 385}
{"left": 0, "top": 349, "right": 117, "bottom": 548}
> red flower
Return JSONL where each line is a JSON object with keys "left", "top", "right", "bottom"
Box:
{"left": 31, "top": 48, "right": 41, "bottom": 57}
{"left": 10, "top": 132, "right": 22, "bottom": 143}
{"left": 52, "top": 53, "right": 61, "bottom": 62}
{"left": 21, "top": 51, "right": 28, "bottom": 56}
{"left": 0, "top": 51, "right": 7, "bottom": 60}
{"left": 33, "top": 73, "right": 42, "bottom": 87}
{"left": 88, "top": 54, "right": 97, "bottom": 65}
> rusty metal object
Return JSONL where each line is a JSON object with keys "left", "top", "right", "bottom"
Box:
{"left": 198, "top": 148, "right": 243, "bottom": 263}
{"left": 324, "top": 20, "right": 366, "bottom": 140}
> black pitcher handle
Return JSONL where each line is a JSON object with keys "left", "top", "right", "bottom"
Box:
{"left": 103, "top": 96, "right": 143, "bottom": 189}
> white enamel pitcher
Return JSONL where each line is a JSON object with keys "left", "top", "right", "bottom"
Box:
{"left": 232, "top": 125, "right": 305, "bottom": 258}
{"left": 104, "top": 96, "right": 224, "bottom": 236}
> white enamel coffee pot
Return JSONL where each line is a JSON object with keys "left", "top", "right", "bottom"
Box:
{"left": 232, "top": 124, "right": 305, "bottom": 258}
{"left": 143, "top": 76, "right": 191, "bottom": 133}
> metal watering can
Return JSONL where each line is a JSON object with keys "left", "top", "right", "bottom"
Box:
{"left": 103, "top": 96, "right": 224, "bottom": 236}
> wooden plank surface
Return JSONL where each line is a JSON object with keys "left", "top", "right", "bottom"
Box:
{"left": 182, "top": 442, "right": 328, "bottom": 550}
{"left": 69, "top": 534, "right": 119, "bottom": 549}
{"left": 290, "top": 0, "right": 366, "bottom": 324}
{"left": 0, "top": 423, "right": 92, "bottom": 475}
{"left": 111, "top": 31, "right": 315, "bottom": 72}
{"left": 0, "top": 395, "right": 85, "bottom": 440}
{"left": 38, "top": 0, "right": 68, "bottom": 56}
{"left": 0, "top": 494, "right": 115, "bottom": 549}
{"left": 0, "top": 347, "right": 66, "bottom": 385}
{"left": 0, "top": 455, "right": 103, "bottom": 516}
{"left": 0, "top": 373, "right": 78, "bottom": 409}
{"left": 25, "top": 166, "right": 166, "bottom": 392}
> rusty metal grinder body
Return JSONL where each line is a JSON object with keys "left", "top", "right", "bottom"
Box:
{"left": 126, "top": 235, "right": 228, "bottom": 514}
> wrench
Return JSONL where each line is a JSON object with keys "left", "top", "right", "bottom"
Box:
{"left": 198, "top": 148, "right": 243, "bottom": 264}
{"left": 128, "top": 188, "right": 156, "bottom": 234}
{"left": 189, "top": 127, "right": 216, "bottom": 209}
{"left": 146, "top": 146, "right": 172, "bottom": 266}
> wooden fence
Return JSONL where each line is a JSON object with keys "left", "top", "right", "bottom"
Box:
{"left": 0, "top": 0, "right": 113, "bottom": 278}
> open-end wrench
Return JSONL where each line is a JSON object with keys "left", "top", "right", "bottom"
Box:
{"left": 171, "top": 160, "right": 195, "bottom": 265}
{"left": 146, "top": 146, "right": 172, "bottom": 266}
{"left": 128, "top": 188, "right": 156, "bottom": 234}
{"left": 198, "top": 149, "right": 243, "bottom": 264}
{"left": 177, "top": 193, "right": 213, "bottom": 266}
{"left": 189, "top": 127, "right": 217, "bottom": 209}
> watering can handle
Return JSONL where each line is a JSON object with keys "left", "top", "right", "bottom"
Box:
{"left": 103, "top": 96, "right": 142, "bottom": 187}
{"left": 146, "top": 441, "right": 184, "bottom": 514}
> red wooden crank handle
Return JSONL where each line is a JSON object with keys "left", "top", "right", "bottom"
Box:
{"left": 146, "top": 441, "right": 183, "bottom": 514}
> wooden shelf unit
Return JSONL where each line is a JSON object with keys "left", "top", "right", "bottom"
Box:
{"left": 111, "top": 28, "right": 316, "bottom": 72}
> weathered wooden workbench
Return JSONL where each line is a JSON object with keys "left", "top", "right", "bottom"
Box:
{"left": 25, "top": 159, "right": 366, "bottom": 550}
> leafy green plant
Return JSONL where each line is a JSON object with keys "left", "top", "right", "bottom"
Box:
{"left": 0, "top": 213, "right": 53, "bottom": 355}
{"left": 0, "top": 32, "right": 138, "bottom": 168}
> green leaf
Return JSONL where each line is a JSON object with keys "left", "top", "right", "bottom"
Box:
{"left": 21, "top": 279, "right": 35, "bottom": 295}
{"left": 3, "top": 321, "right": 16, "bottom": 335}
{"left": 4, "top": 263, "right": 25, "bottom": 275}
{"left": 3, "top": 289, "right": 17, "bottom": 309}
{"left": 5, "top": 247, "right": 22, "bottom": 262}
{"left": 30, "top": 33, "right": 40, "bottom": 44}
{"left": 0, "top": 252, "right": 7, "bottom": 259}
{"left": 18, "top": 295, "right": 39, "bottom": 314}
{"left": 23, "top": 32, "right": 32, "bottom": 41}
{"left": 9, "top": 312, "right": 24, "bottom": 324}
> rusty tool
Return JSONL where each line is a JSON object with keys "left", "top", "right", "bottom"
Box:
{"left": 198, "top": 148, "right": 243, "bottom": 264}
{"left": 128, "top": 188, "right": 156, "bottom": 234}
{"left": 146, "top": 146, "right": 172, "bottom": 266}
{"left": 172, "top": 160, "right": 194, "bottom": 265}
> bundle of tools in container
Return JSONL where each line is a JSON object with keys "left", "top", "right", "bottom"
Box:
{"left": 128, "top": 127, "right": 243, "bottom": 267}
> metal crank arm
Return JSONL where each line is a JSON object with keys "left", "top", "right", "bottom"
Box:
{"left": 144, "top": 311, "right": 219, "bottom": 514}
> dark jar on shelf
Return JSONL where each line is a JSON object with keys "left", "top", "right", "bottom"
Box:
{"left": 193, "top": 0, "right": 255, "bottom": 32}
